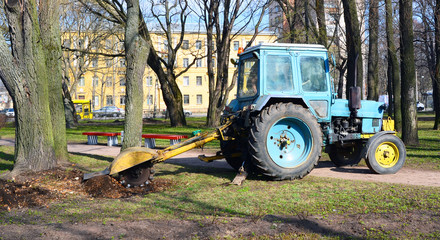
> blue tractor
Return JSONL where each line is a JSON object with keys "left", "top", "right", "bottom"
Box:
{"left": 84, "top": 43, "right": 406, "bottom": 186}
{"left": 220, "top": 43, "right": 406, "bottom": 180}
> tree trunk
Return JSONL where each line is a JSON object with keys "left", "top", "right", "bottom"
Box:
{"left": 434, "top": 0, "right": 440, "bottom": 129}
{"left": 367, "top": 0, "right": 379, "bottom": 101}
{"left": 316, "top": 0, "right": 327, "bottom": 46}
{"left": 385, "top": 0, "right": 402, "bottom": 131}
{"left": 40, "top": 0, "right": 68, "bottom": 162}
{"left": 341, "top": 0, "right": 363, "bottom": 98}
{"left": 0, "top": 0, "right": 57, "bottom": 177}
{"left": 399, "top": 0, "right": 419, "bottom": 145}
{"left": 122, "top": 0, "right": 150, "bottom": 151}
{"left": 147, "top": 51, "right": 186, "bottom": 127}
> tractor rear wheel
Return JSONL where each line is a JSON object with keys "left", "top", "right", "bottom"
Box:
{"left": 327, "top": 142, "right": 363, "bottom": 167}
{"left": 249, "top": 103, "right": 322, "bottom": 180}
{"left": 366, "top": 134, "right": 406, "bottom": 174}
{"left": 119, "top": 162, "right": 155, "bottom": 187}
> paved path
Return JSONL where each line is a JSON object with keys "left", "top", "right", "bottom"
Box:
{"left": 1, "top": 139, "right": 439, "bottom": 187}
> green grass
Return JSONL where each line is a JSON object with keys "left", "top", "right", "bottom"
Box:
{"left": 0, "top": 115, "right": 439, "bottom": 239}
{"left": 1, "top": 159, "right": 439, "bottom": 239}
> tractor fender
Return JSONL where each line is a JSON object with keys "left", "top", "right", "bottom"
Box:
{"left": 253, "top": 95, "right": 308, "bottom": 112}
{"left": 360, "top": 131, "right": 396, "bottom": 160}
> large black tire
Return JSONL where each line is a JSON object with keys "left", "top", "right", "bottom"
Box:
{"left": 327, "top": 142, "right": 363, "bottom": 167}
{"left": 220, "top": 139, "right": 244, "bottom": 171}
{"left": 366, "top": 134, "right": 406, "bottom": 174}
{"left": 249, "top": 103, "right": 322, "bottom": 180}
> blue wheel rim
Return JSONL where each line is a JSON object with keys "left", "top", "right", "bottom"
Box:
{"left": 266, "top": 117, "right": 313, "bottom": 168}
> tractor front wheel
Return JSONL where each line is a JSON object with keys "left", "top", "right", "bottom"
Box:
{"left": 366, "top": 134, "right": 406, "bottom": 174}
{"left": 249, "top": 103, "right": 322, "bottom": 180}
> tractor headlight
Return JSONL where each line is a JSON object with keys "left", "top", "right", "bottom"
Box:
{"left": 309, "top": 101, "right": 328, "bottom": 118}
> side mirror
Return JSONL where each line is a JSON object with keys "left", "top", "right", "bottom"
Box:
{"left": 230, "top": 58, "right": 238, "bottom": 66}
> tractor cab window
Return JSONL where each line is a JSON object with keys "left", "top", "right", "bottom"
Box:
{"left": 266, "top": 55, "right": 293, "bottom": 92}
{"left": 300, "top": 56, "right": 328, "bottom": 92}
{"left": 238, "top": 57, "right": 258, "bottom": 98}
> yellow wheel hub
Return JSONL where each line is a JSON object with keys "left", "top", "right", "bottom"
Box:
{"left": 374, "top": 142, "right": 399, "bottom": 168}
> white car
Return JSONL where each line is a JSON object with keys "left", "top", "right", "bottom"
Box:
{"left": 417, "top": 101, "right": 425, "bottom": 111}
{"left": 5, "top": 108, "right": 14, "bottom": 117}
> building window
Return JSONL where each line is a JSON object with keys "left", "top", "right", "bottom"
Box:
{"left": 183, "top": 76, "right": 189, "bottom": 86}
{"left": 78, "top": 95, "right": 85, "bottom": 100}
{"left": 183, "top": 58, "right": 189, "bottom": 68}
{"left": 233, "top": 41, "right": 239, "bottom": 51}
{"left": 147, "top": 95, "right": 153, "bottom": 105}
{"left": 197, "top": 94, "right": 202, "bottom": 105}
{"left": 196, "top": 59, "right": 202, "bottom": 67}
{"left": 119, "top": 77, "right": 126, "bottom": 86}
{"left": 63, "top": 39, "right": 71, "bottom": 48}
{"left": 106, "top": 58, "right": 112, "bottom": 67}
{"left": 120, "top": 95, "right": 126, "bottom": 105}
{"left": 92, "top": 58, "right": 98, "bottom": 68}
{"left": 106, "top": 95, "right": 113, "bottom": 105}
{"left": 146, "top": 76, "right": 153, "bottom": 86}
{"left": 195, "top": 40, "right": 202, "bottom": 50}
{"left": 79, "top": 77, "right": 85, "bottom": 87}
{"left": 92, "top": 76, "right": 99, "bottom": 87}
{"left": 182, "top": 40, "right": 189, "bottom": 49}
{"left": 106, "top": 77, "right": 112, "bottom": 87}
{"left": 119, "top": 58, "right": 125, "bottom": 67}
{"left": 94, "top": 96, "right": 99, "bottom": 107}
{"left": 184, "top": 95, "right": 189, "bottom": 104}
{"left": 105, "top": 39, "right": 112, "bottom": 49}
{"left": 196, "top": 76, "right": 202, "bottom": 86}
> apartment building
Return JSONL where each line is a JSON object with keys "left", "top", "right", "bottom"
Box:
{"left": 64, "top": 31, "right": 277, "bottom": 116}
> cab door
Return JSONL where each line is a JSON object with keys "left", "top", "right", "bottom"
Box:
{"left": 296, "top": 52, "right": 331, "bottom": 122}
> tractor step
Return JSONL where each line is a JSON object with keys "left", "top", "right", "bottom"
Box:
{"left": 198, "top": 152, "right": 241, "bottom": 162}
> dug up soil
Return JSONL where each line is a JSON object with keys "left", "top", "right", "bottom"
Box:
{"left": 0, "top": 168, "right": 173, "bottom": 211}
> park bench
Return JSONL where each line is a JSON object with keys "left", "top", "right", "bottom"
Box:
{"left": 142, "top": 134, "right": 188, "bottom": 148}
{"left": 82, "top": 132, "right": 119, "bottom": 146}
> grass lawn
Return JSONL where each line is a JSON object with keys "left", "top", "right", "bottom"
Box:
{"left": 0, "top": 115, "right": 439, "bottom": 238}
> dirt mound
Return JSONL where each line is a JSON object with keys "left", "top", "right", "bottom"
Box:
{"left": 0, "top": 168, "right": 175, "bottom": 211}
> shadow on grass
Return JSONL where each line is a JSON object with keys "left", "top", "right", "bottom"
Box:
{"left": 69, "top": 152, "right": 114, "bottom": 163}
{"left": 0, "top": 151, "right": 14, "bottom": 171}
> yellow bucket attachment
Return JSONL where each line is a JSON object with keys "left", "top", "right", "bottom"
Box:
{"left": 110, "top": 147, "right": 158, "bottom": 175}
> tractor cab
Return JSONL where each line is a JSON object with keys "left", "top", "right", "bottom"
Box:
{"left": 232, "top": 43, "right": 332, "bottom": 122}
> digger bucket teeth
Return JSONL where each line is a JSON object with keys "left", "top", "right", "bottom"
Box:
{"left": 83, "top": 167, "right": 110, "bottom": 181}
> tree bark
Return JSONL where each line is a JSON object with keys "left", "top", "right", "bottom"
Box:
{"left": 385, "top": 0, "right": 402, "bottom": 131}
{"left": 316, "top": 0, "right": 327, "bottom": 46}
{"left": 0, "top": 0, "right": 57, "bottom": 177}
{"left": 399, "top": 0, "right": 419, "bottom": 145}
{"left": 434, "top": 0, "right": 440, "bottom": 129}
{"left": 122, "top": 0, "right": 150, "bottom": 150}
{"left": 367, "top": 0, "right": 379, "bottom": 101}
{"left": 39, "top": 0, "right": 69, "bottom": 162}
{"left": 341, "top": 0, "right": 363, "bottom": 98}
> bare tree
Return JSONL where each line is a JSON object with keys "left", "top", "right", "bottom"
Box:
{"left": 198, "top": 0, "right": 269, "bottom": 127}
{"left": 0, "top": 0, "right": 66, "bottom": 176}
{"left": 367, "top": 0, "right": 379, "bottom": 100}
{"left": 341, "top": 0, "right": 363, "bottom": 98}
{"left": 122, "top": 0, "right": 150, "bottom": 150}
{"left": 385, "top": 0, "right": 402, "bottom": 131}
{"left": 400, "top": 0, "right": 419, "bottom": 145}
{"left": 435, "top": 0, "right": 440, "bottom": 129}
{"left": 61, "top": 0, "right": 123, "bottom": 127}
